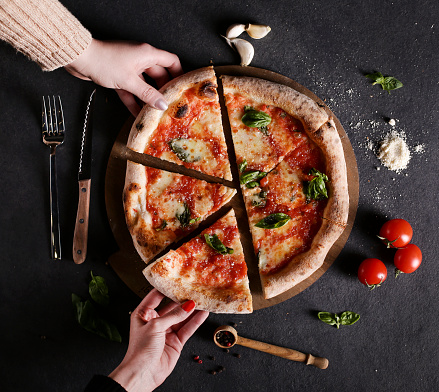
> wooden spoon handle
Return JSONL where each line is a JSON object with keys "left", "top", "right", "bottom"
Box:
{"left": 236, "top": 336, "right": 328, "bottom": 369}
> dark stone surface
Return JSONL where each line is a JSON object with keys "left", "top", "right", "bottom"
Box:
{"left": 0, "top": 1, "right": 438, "bottom": 391}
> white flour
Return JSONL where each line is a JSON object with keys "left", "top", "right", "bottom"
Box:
{"left": 377, "top": 131, "right": 411, "bottom": 173}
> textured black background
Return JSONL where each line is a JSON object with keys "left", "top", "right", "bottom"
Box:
{"left": 0, "top": 1, "right": 438, "bottom": 391}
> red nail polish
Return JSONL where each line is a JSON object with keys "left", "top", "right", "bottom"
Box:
{"left": 182, "top": 300, "right": 195, "bottom": 312}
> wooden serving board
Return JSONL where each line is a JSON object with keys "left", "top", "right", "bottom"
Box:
{"left": 104, "top": 65, "right": 359, "bottom": 310}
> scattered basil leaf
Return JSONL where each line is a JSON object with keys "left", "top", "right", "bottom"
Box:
{"left": 318, "top": 311, "right": 360, "bottom": 329}
{"left": 176, "top": 202, "right": 192, "bottom": 227}
{"left": 255, "top": 213, "right": 291, "bottom": 229}
{"left": 155, "top": 220, "right": 168, "bottom": 231}
{"left": 340, "top": 311, "right": 361, "bottom": 326}
{"left": 241, "top": 109, "right": 272, "bottom": 129}
{"left": 365, "top": 72, "right": 403, "bottom": 92}
{"left": 204, "top": 234, "right": 234, "bottom": 255}
{"left": 238, "top": 159, "right": 248, "bottom": 173}
{"left": 168, "top": 138, "right": 202, "bottom": 163}
{"left": 89, "top": 271, "right": 109, "bottom": 307}
{"left": 240, "top": 170, "right": 267, "bottom": 186}
{"left": 304, "top": 168, "right": 329, "bottom": 201}
{"left": 72, "top": 294, "right": 122, "bottom": 342}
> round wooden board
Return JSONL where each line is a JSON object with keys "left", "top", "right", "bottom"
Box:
{"left": 105, "top": 65, "right": 359, "bottom": 310}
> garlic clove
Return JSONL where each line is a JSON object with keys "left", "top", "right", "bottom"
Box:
{"left": 226, "top": 23, "right": 246, "bottom": 39}
{"left": 221, "top": 35, "right": 234, "bottom": 48}
{"left": 245, "top": 24, "right": 271, "bottom": 39}
{"left": 230, "top": 38, "right": 254, "bottom": 67}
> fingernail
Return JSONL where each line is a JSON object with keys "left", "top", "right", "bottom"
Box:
{"left": 181, "top": 300, "right": 196, "bottom": 312}
{"left": 154, "top": 98, "right": 168, "bottom": 111}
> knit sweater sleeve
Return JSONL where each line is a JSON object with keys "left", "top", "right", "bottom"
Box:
{"left": 0, "top": 0, "right": 92, "bottom": 71}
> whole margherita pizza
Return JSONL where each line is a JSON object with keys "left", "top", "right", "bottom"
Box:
{"left": 123, "top": 66, "right": 349, "bottom": 312}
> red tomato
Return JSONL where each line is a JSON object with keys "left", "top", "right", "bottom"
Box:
{"left": 358, "top": 258, "right": 387, "bottom": 289}
{"left": 378, "top": 219, "right": 413, "bottom": 248}
{"left": 394, "top": 244, "right": 422, "bottom": 277}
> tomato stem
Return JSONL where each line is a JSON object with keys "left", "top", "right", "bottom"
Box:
{"left": 377, "top": 235, "right": 400, "bottom": 249}
{"left": 395, "top": 268, "right": 404, "bottom": 279}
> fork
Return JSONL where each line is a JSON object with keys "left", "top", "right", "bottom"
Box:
{"left": 42, "top": 96, "right": 65, "bottom": 260}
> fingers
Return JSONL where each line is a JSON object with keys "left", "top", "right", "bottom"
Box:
{"left": 133, "top": 289, "right": 165, "bottom": 322}
{"left": 151, "top": 301, "right": 196, "bottom": 332}
{"left": 177, "top": 310, "right": 209, "bottom": 345}
{"left": 123, "top": 75, "right": 168, "bottom": 110}
{"left": 144, "top": 65, "right": 171, "bottom": 89}
{"left": 116, "top": 89, "right": 142, "bottom": 117}
{"left": 145, "top": 46, "right": 183, "bottom": 78}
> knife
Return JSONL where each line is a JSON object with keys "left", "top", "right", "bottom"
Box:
{"left": 73, "top": 89, "right": 96, "bottom": 264}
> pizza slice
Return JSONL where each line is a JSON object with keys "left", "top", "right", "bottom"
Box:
{"left": 123, "top": 161, "right": 236, "bottom": 264}
{"left": 127, "top": 66, "right": 232, "bottom": 180}
{"left": 222, "top": 75, "right": 329, "bottom": 173}
{"left": 143, "top": 209, "right": 253, "bottom": 314}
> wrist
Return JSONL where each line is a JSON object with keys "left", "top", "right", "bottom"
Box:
{"left": 109, "top": 361, "right": 157, "bottom": 392}
{"left": 64, "top": 38, "right": 101, "bottom": 80}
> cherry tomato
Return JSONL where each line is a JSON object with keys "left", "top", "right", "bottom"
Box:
{"left": 358, "top": 258, "right": 387, "bottom": 289}
{"left": 378, "top": 219, "right": 413, "bottom": 248}
{"left": 394, "top": 244, "right": 422, "bottom": 277}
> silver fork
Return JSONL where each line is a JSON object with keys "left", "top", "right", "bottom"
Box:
{"left": 42, "top": 96, "right": 65, "bottom": 260}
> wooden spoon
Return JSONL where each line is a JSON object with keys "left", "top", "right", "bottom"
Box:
{"left": 213, "top": 325, "right": 329, "bottom": 369}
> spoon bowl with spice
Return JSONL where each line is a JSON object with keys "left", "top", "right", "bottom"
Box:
{"left": 213, "top": 325, "right": 329, "bottom": 369}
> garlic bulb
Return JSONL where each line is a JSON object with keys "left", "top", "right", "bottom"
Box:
{"left": 245, "top": 24, "right": 271, "bottom": 39}
{"left": 230, "top": 38, "right": 254, "bottom": 66}
{"left": 226, "top": 23, "right": 246, "bottom": 39}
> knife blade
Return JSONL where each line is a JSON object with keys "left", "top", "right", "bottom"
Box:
{"left": 73, "top": 89, "right": 96, "bottom": 264}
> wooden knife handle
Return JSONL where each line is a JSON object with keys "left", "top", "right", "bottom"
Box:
{"left": 73, "top": 179, "right": 91, "bottom": 264}
{"left": 236, "top": 336, "right": 329, "bottom": 369}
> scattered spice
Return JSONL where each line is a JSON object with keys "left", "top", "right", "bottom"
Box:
{"left": 234, "top": 353, "right": 241, "bottom": 358}
{"left": 197, "top": 359, "right": 203, "bottom": 364}
{"left": 210, "top": 370, "right": 217, "bottom": 375}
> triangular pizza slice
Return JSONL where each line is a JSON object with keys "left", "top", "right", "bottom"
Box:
{"left": 143, "top": 209, "right": 253, "bottom": 314}
{"left": 127, "top": 66, "right": 232, "bottom": 180}
{"left": 222, "top": 75, "right": 329, "bottom": 173}
{"left": 123, "top": 161, "right": 236, "bottom": 264}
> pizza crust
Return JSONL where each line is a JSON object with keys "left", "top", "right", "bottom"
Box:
{"left": 221, "top": 75, "right": 329, "bottom": 134}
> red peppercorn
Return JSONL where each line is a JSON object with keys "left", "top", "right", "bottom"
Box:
{"left": 197, "top": 359, "right": 203, "bottom": 364}
{"left": 226, "top": 342, "right": 232, "bottom": 347}
{"left": 193, "top": 355, "right": 199, "bottom": 361}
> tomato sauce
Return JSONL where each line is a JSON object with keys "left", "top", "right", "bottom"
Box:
{"left": 179, "top": 221, "right": 247, "bottom": 288}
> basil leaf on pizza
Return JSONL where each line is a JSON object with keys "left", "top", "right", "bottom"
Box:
{"left": 155, "top": 220, "right": 168, "bottom": 231}
{"left": 255, "top": 213, "right": 291, "bottom": 229}
{"left": 241, "top": 108, "right": 271, "bottom": 128}
{"left": 238, "top": 159, "right": 248, "bottom": 173}
{"left": 304, "top": 168, "right": 329, "bottom": 201}
{"left": 168, "top": 138, "right": 203, "bottom": 163}
{"left": 204, "top": 233, "right": 234, "bottom": 255}
{"left": 240, "top": 170, "right": 267, "bottom": 186}
{"left": 176, "top": 203, "right": 198, "bottom": 227}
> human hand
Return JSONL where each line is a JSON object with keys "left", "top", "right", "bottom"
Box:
{"left": 65, "top": 39, "right": 183, "bottom": 116}
{"left": 109, "top": 289, "right": 209, "bottom": 392}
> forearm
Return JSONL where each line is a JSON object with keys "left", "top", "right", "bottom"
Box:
{"left": 0, "top": 0, "right": 91, "bottom": 70}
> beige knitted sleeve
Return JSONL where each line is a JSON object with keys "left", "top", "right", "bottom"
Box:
{"left": 0, "top": 0, "right": 92, "bottom": 71}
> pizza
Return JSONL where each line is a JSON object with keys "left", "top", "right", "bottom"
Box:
{"left": 123, "top": 67, "right": 349, "bottom": 311}
{"left": 123, "top": 161, "right": 235, "bottom": 264}
{"left": 143, "top": 209, "right": 253, "bottom": 313}
{"left": 223, "top": 76, "right": 349, "bottom": 299}
{"left": 127, "top": 66, "right": 232, "bottom": 180}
